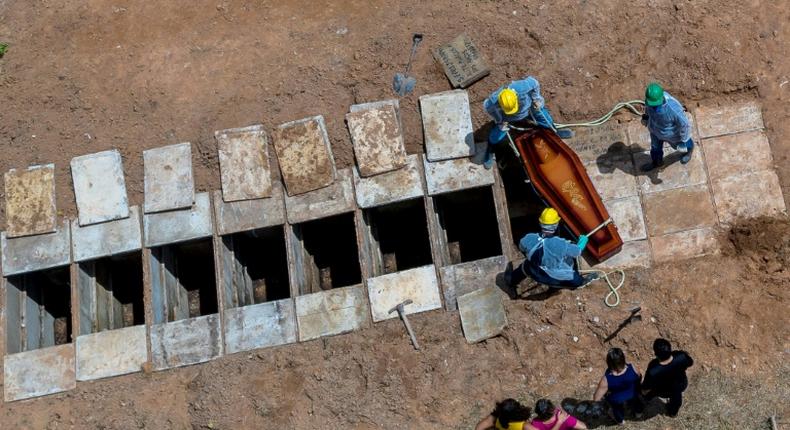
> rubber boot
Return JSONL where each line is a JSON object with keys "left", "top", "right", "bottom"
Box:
{"left": 680, "top": 146, "right": 693, "bottom": 164}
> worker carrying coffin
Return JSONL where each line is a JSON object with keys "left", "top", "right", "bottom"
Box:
{"left": 505, "top": 208, "right": 598, "bottom": 289}
{"left": 482, "top": 76, "right": 573, "bottom": 169}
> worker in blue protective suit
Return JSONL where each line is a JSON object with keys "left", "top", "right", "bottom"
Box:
{"left": 482, "top": 76, "right": 573, "bottom": 169}
{"left": 504, "top": 208, "right": 597, "bottom": 289}
{"left": 640, "top": 82, "right": 694, "bottom": 171}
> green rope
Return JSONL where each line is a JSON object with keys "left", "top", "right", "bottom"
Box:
{"left": 555, "top": 100, "right": 645, "bottom": 129}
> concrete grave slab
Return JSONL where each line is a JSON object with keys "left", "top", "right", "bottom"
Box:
{"left": 651, "top": 227, "right": 719, "bottom": 264}
{"left": 583, "top": 239, "right": 652, "bottom": 270}
{"left": 419, "top": 90, "right": 475, "bottom": 161}
{"left": 710, "top": 170, "right": 786, "bottom": 224}
{"left": 151, "top": 314, "right": 223, "bottom": 370}
{"left": 75, "top": 325, "right": 147, "bottom": 381}
{"left": 626, "top": 114, "right": 697, "bottom": 153}
{"left": 457, "top": 287, "right": 507, "bottom": 343}
{"left": 4, "top": 344, "right": 76, "bottom": 402}
{"left": 213, "top": 182, "right": 285, "bottom": 236}
{"left": 643, "top": 184, "right": 717, "bottom": 236}
{"left": 2, "top": 219, "right": 70, "bottom": 276}
{"left": 585, "top": 153, "right": 638, "bottom": 201}
{"left": 143, "top": 142, "right": 195, "bottom": 213}
{"left": 295, "top": 285, "right": 369, "bottom": 342}
{"left": 350, "top": 99, "right": 399, "bottom": 113}
{"left": 346, "top": 104, "right": 408, "bottom": 177}
{"left": 633, "top": 148, "right": 707, "bottom": 194}
{"left": 603, "top": 196, "right": 647, "bottom": 242}
{"left": 71, "top": 150, "right": 129, "bottom": 226}
{"left": 564, "top": 121, "right": 629, "bottom": 164}
{"left": 72, "top": 206, "right": 142, "bottom": 262}
{"left": 144, "top": 192, "right": 213, "bottom": 248}
{"left": 4, "top": 164, "right": 56, "bottom": 237}
{"left": 354, "top": 154, "right": 424, "bottom": 208}
{"left": 215, "top": 124, "right": 273, "bottom": 202}
{"left": 432, "top": 33, "right": 490, "bottom": 88}
{"left": 439, "top": 255, "right": 507, "bottom": 311}
{"left": 695, "top": 101, "right": 763, "bottom": 138}
{"left": 367, "top": 265, "right": 442, "bottom": 322}
{"left": 423, "top": 155, "right": 494, "bottom": 196}
{"left": 272, "top": 116, "right": 336, "bottom": 196}
{"left": 224, "top": 299, "right": 297, "bottom": 354}
{"left": 284, "top": 168, "right": 355, "bottom": 224}
{"left": 700, "top": 131, "right": 773, "bottom": 182}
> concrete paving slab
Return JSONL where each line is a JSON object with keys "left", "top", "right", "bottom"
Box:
{"left": 419, "top": 90, "right": 475, "bottom": 161}
{"left": 4, "top": 164, "right": 56, "bottom": 237}
{"left": 701, "top": 130, "right": 773, "bottom": 182}
{"left": 651, "top": 227, "right": 719, "bottom": 264}
{"left": 144, "top": 192, "right": 212, "bottom": 247}
{"left": 1, "top": 219, "right": 70, "bottom": 276}
{"left": 71, "top": 150, "right": 129, "bottom": 226}
{"left": 603, "top": 196, "right": 647, "bottom": 242}
{"left": 439, "top": 255, "right": 507, "bottom": 311}
{"left": 432, "top": 34, "right": 490, "bottom": 88}
{"left": 215, "top": 124, "right": 273, "bottom": 202}
{"left": 457, "top": 287, "right": 507, "bottom": 343}
{"left": 213, "top": 183, "right": 285, "bottom": 236}
{"left": 354, "top": 154, "right": 424, "bottom": 208}
{"left": 350, "top": 99, "right": 399, "bottom": 113}
{"left": 583, "top": 239, "right": 652, "bottom": 270}
{"left": 346, "top": 104, "right": 408, "bottom": 177}
{"left": 695, "top": 101, "right": 763, "bottom": 138}
{"left": 151, "top": 314, "right": 223, "bottom": 370}
{"left": 633, "top": 148, "right": 707, "bottom": 194}
{"left": 295, "top": 285, "right": 369, "bottom": 342}
{"left": 710, "top": 169, "right": 786, "bottom": 224}
{"left": 585, "top": 152, "right": 638, "bottom": 201}
{"left": 272, "top": 116, "right": 336, "bottom": 196}
{"left": 367, "top": 265, "right": 442, "bottom": 322}
{"left": 423, "top": 155, "right": 494, "bottom": 196}
{"left": 72, "top": 206, "right": 142, "bottom": 262}
{"left": 143, "top": 142, "right": 195, "bottom": 213}
{"left": 564, "top": 121, "right": 629, "bottom": 164}
{"left": 4, "top": 344, "right": 76, "bottom": 402}
{"left": 284, "top": 168, "right": 355, "bottom": 224}
{"left": 224, "top": 299, "right": 297, "bottom": 354}
{"left": 75, "top": 325, "right": 147, "bottom": 381}
{"left": 643, "top": 184, "right": 717, "bottom": 236}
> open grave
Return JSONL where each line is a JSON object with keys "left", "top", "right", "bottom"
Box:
{"left": 432, "top": 186, "right": 501, "bottom": 265}
{"left": 6, "top": 266, "right": 72, "bottom": 354}
{"left": 361, "top": 198, "right": 433, "bottom": 277}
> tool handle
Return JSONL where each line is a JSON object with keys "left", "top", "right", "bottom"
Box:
{"left": 586, "top": 218, "right": 613, "bottom": 237}
{"left": 401, "top": 314, "right": 421, "bottom": 350}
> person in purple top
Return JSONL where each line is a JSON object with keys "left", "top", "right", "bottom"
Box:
{"left": 641, "top": 338, "right": 694, "bottom": 417}
{"left": 592, "top": 348, "right": 644, "bottom": 425}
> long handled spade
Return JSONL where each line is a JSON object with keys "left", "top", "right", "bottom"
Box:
{"left": 392, "top": 33, "right": 423, "bottom": 96}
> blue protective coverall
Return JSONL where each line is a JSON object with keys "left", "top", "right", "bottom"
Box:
{"left": 510, "top": 233, "right": 585, "bottom": 288}
{"left": 483, "top": 76, "right": 555, "bottom": 144}
{"left": 645, "top": 92, "right": 694, "bottom": 164}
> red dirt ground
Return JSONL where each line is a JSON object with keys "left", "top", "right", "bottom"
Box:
{"left": 1, "top": 0, "right": 789, "bottom": 428}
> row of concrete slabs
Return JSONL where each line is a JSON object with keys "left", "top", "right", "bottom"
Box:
{"left": 1, "top": 90, "right": 513, "bottom": 402}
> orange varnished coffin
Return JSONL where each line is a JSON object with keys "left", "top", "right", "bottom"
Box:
{"left": 513, "top": 128, "right": 623, "bottom": 262}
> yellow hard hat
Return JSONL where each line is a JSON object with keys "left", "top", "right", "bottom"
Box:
{"left": 538, "top": 207, "right": 561, "bottom": 225}
{"left": 498, "top": 88, "right": 519, "bottom": 115}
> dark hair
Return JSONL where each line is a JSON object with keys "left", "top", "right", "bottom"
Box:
{"left": 494, "top": 399, "right": 532, "bottom": 426}
{"left": 653, "top": 338, "right": 672, "bottom": 361}
{"left": 606, "top": 347, "right": 626, "bottom": 372}
{"left": 534, "top": 399, "right": 556, "bottom": 421}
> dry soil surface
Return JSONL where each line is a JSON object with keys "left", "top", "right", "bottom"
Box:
{"left": 1, "top": 0, "right": 789, "bottom": 429}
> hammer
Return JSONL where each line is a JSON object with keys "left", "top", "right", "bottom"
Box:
{"left": 388, "top": 299, "right": 420, "bottom": 350}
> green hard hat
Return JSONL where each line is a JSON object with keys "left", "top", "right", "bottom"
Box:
{"left": 645, "top": 83, "right": 664, "bottom": 107}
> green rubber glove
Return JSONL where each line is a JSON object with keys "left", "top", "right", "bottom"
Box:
{"left": 577, "top": 234, "right": 589, "bottom": 250}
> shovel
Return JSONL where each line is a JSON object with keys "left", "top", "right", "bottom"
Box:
{"left": 392, "top": 33, "right": 423, "bottom": 96}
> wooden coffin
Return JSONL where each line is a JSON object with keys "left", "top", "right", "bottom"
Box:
{"left": 513, "top": 129, "right": 623, "bottom": 261}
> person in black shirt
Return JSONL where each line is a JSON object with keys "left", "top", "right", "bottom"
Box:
{"left": 641, "top": 338, "right": 694, "bottom": 417}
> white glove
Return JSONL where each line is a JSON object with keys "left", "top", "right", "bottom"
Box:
{"left": 498, "top": 122, "right": 510, "bottom": 131}
{"left": 532, "top": 99, "right": 543, "bottom": 110}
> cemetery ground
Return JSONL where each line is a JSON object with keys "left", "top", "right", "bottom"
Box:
{"left": 0, "top": 0, "right": 789, "bottom": 428}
